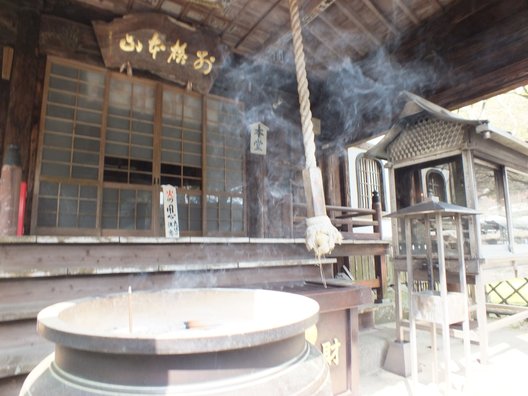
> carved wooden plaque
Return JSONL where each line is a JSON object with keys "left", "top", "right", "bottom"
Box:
{"left": 92, "top": 13, "right": 226, "bottom": 93}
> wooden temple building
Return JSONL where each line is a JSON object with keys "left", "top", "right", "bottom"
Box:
{"left": 1, "top": 0, "right": 528, "bottom": 395}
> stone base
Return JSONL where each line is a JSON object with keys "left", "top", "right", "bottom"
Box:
{"left": 383, "top": 340, "right": 411, "bottom": 377}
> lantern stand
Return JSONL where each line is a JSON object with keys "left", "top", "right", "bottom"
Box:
{"left": 385, "top": 196, "right": 477, "bottom": 395}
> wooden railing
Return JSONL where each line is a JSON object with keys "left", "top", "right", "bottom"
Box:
{"left": 290, "top": 191, "right": 384, "bottom": 241}
{"left": 288, "top": 190, "right": 388, "bottom": 302}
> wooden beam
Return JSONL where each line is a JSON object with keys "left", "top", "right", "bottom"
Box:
{"left": 361, "top": 0, "right": 399, "bottom": 35}
{"left": 430, "top": 0, "right": 444, "bottom": 12}
{"left": 394, "top": 0, "right": 521, "bottom": 60}
{"left": 334, "top": 2, "right": 381, "bottom": 47}
{"left": 303, "top": 22, "right": 342, "bottom": 61}
{"left": 255, "top": 0, "right": 336, "bottom": 59}
{"left": 354, "top": 278, "right": 380, "bottom": 289}
{"left": 391, "top": 0, "right": 528, "bottom": 108}
{"left": 486, "top": 307, "right": 528, "bottom": 332}
{"left": 428, "top": 6, "right": 528, "bottom": 108}
{"left": 220, "top": 0, "right": 254, "bottom": 37}
{"left": 300, "top": 0, "right": 337, "bottom": 25}
{"left": 317, "top": 12, "right": 366, "bottom": 57}
{"left": 235, "top": 0, "right": 283, "bottom": 49}
{"left": 431, "top": 57, "right": 528, "bottom": 110}
{"left": 39, "top": 15, "right": 103, "bottom": 65}
{"left": 330, "top": 241, "right": 389, "bottom": 257}
{"left": 394, "top": 0, "right": 420, "bottom": 25}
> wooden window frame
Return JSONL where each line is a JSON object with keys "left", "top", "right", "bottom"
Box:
{"left": 31, "top": 56, "right": 246, "bottom": 237}
{"left": 473, "top": 158, "right": 510, "bottom": 249}
{"left": 356, "top": 154, "right": 384, "bottom": 210}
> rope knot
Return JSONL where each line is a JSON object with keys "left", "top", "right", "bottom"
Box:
{"left": 305, "top": 215, "right": 343, "bottom": 258}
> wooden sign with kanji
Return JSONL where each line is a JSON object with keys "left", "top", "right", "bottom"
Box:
{"left": 93, "top": 13, "right": 226, "bottom": 93}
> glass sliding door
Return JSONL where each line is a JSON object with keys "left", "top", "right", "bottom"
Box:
{"left": 474, "top": 160, "right": 508, "bottom": 252}
{"left": 161, "top": 89, "right": 203, "bottom": 234}
{"left": 506, "top": 170, "right": 528, "bottom": 249}
{"left": 102, "top": 76, "right": 156, "bottom": 235}
{"left": 33, "top": 57, "right": 246, "bottom": 237}
{"left": 205, "top": 97, "right": 245, "bottom": 235}
{"left": 33, "top": 61, "right": 104, "bottom": 234}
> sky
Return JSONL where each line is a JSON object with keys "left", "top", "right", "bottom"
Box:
{"left": 453, "top": 85, "right": 528, "bottom": 141}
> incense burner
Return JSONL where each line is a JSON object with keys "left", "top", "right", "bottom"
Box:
{"left": 20, "top": 288, "right": 331, "bottom": 395}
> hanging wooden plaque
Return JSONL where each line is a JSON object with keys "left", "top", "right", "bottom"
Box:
{"left": 162, "top": 185, "right": 180, "bottom": 238}
{"left": 92, "top": 13, "right": 226, "bottom": 93}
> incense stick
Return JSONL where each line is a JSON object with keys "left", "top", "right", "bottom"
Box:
{"left": 128, "top": 286, "right": 133, "bottom": 333}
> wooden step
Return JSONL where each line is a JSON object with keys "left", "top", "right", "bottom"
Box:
{"left": 0, "top": 320, "right": 53, "bottom": 379}
{"left": 0, "top": 374, "right": 27, "bottom": 396}
{"left": 0, "top": 343, "right": 52, "bottom": 379}
{"left": 0, "top": 302, "right": 47, "bottom": 322}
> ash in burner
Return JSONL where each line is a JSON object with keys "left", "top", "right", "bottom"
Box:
{"left": 109, "top": 319, "right": 234, "bottom": 336}
{"left": 184, "top": 320, "right": 210, "bottom": 329}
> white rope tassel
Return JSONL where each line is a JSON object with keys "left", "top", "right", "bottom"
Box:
{"left": 305, "top": 216, "right": 343, "bottom": 259}
{"left": 288, "top": 0, "right": 342, "bottom": 257}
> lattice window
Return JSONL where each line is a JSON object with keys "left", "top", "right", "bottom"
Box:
{"left": 33, "top": 57, "right": 246, "bottom": 237}
{"left": 174, "top": 191, "right": 202, "bottom": 233}
{"left": 36, "top": 62, "right": 104, "bottom": 231}
{"left": 37, "top": 181, "right": 97, "bottom": 229}
{"left": 161, "top": 89, "right": 202, "bottom": 189}
{"left": 388, "top": 117, "right": 464, "bottom": 162}
{"left": 474, "top": 161, "right": 508, "bottom": 247}
{"left": 356, "top": 154, "right": 384, "bottom": 210}
{"left": 506, "top": 169, "right": 528, "bottom": 246}
{"left": 487, "top": 279, "right": 528, "bottom": 307}
{"left": 205, "top": 97, "right": 245, "bottom": 234}
{"left": 102, "top": 187, "right": 152, "bottom": 230}
{"left": 104, "top": 77, "right": 155, "bottom": 187}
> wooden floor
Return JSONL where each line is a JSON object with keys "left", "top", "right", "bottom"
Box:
{"left": 0, "top": 236, "right": 390, "bottom": 395}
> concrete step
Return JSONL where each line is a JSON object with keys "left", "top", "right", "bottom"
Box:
{"left": 358, "top": 300, "right": 396, "bottom": 377}
{"left": 359, "top": 326, "right": 393, "bottom": 377}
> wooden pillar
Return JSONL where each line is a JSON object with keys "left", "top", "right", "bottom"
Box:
{"left": 324, "top": 149, "right": 350, "bottom": 275}
{"left": 349, "top": 307, "right": 360, "bottom": 396}
{"left": 338, "top": 149, "right": 351, "bottom": 208}
{"left": 405, "top": 217, "right": 419, "bottom": 391}
{"left": 0, "top": 78, "right": 9, "bottom": 166}
{"left": 323, "top": 151, "right": 342, "bottom": 207}
{"left": 248, "top": 151, "right": 267, "bottom": 238}
{"left": 0, "top": 145, "right": 22, "bottom": 235}
{"left": 373, "top": 191, "right": 388, "bottom": 302}
{"left": 474, "top": 273, "right": 489, "bottom": 364}
{"left": 3, "top": 8, "right": 40, "bottom": 181}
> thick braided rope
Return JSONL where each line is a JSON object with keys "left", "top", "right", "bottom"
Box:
{"left": 288, "top": 0, "right": 317, "bottom": 170}
{"left": 288, "top": 0, "right": 342, "bottom": 261}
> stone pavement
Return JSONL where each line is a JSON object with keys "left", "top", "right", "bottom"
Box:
{"left": 360, "top": 320, "right": 528, "bottom": 396}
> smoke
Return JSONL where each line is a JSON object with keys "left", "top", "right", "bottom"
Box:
{"left": 208, "top": 36, "right": 450, "bottom": 239}
{"left": 212, "top": 54, "right": 307, "bottom": 202}
{"left": 317, "top": 48, "right": 443, "bottom": 147}
{"left": 214, "top": 34, "right": 448, "bottom": 155}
